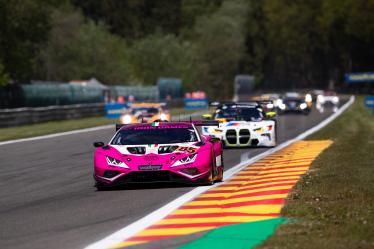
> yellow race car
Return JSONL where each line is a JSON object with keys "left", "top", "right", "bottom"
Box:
{"left": 119, "top": 103, "right": 171, "bottom": 124}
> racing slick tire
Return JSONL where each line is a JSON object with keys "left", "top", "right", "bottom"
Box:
{"left": 215, "top": 154, "right": 224, "bottom": 182}
{"left": 200, "top": 152, "right": 216, "bottom": 186}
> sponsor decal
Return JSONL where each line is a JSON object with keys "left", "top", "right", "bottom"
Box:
{"left": 227, "top": 122, "right": 240, "bottom": 127}
{"left": 144, "top": 154, "right": 158, "bottom": 161}
{"left": 138, "top": 165, "right": 162, "bottom": 171}
{"left": 147, "top": 144, "right": 158, "bottom": 148}
{"left": 176, "top": 146, "right": 198, "bottom": 154}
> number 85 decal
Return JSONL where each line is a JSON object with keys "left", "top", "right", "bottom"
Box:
{"left": 176, "top": 146, "right": 198, "bottom": 154}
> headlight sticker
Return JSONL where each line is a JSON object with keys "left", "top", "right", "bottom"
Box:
{"left": 106, "top": 156, "right": 129, "bottom": 168}
{"left": 171, "top": 154, "right": 197, "bottom": 167}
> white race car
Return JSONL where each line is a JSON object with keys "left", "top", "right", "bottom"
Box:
{"left": 202, "top": 104, "right": 276, "bottom": 147}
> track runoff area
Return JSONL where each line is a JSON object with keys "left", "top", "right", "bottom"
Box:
{"left": 86, "top": 97, "right": 354, "bottom": 249}
{"left": 0, "top": 97, "right": 353, "bottom": 249}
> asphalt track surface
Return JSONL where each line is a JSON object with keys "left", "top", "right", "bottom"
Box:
{"left": 0, "top": 105, "right": 343, "bottom": 249}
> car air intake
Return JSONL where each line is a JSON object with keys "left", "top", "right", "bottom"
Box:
{"left": 239, "top": 129, "right": 250, "bottom": 144}
{"left": 251, "top": 139, "right": 259, "bottom": 146}
{"left": 103, "top": 170, "right": 120, "bottom": 178}
{"left": 127, "top": 147, "right": 146, "bottom": 154}
{"left": 226, "top": 129, "right": 237, "bottom": 144}
{"left": 158, "top": 145, "right": 178, "bottom": 154}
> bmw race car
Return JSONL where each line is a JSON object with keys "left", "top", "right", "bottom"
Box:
{"left": 202, "top": 103, "right": 277, "bottom": 148}
{"left": 93, "top": 121, "right": 223, "bottom": 190}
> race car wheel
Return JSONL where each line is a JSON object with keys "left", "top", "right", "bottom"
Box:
{"left": 216, "top": 167, "right": 224, "bottom": 182}
{"left": 207, "top": 169, "right": 215, "bottom": 185}
{"left": 215, "top": 154, "right": 224, "bottom": 182}
{"left": 201, "top": 152, "right": 215, "bottom": 185}
{"left": 273, "top": 124, "right": 278, "bottom": 147}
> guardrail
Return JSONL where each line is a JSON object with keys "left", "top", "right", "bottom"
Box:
{"left": 0, "top": 103, "right": 104, "bottom": 128}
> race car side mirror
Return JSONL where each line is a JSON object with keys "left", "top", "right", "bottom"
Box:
{"left": 202, "top": 114, "right": 213, "bottom": 120}
{"left": 93, "top": 142, "right": 104, "bottom": 148}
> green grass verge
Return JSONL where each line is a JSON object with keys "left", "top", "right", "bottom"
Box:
{"left": 257, "top": 96, "right": 374, "bottom": 249}
{"left": 0, "top": 107, "right": 200, "bottom": 141}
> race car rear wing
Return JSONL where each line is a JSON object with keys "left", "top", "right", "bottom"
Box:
{"left": 115, "top": 120, "right": 219, "bottom": 132}
{"left": 192, "top": 120, "right": 220, "bottom": 127}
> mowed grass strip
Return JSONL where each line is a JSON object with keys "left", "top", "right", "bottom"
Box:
{"left": 258, "top": 96, "right": 374, "bottom": 249}
{"left": 0, "top": 107, "right": 200, "bottom": 141}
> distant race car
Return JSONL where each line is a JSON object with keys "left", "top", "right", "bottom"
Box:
{"left": 202, "top": 103, "right": 277, "bottom": 148}
{"left": 316, "top": 91, "right": 339, "bottom": 112}
{"left": 119, "top": 103, "right": 170, "bottom": 124}
{"left": 93, "top": 121, "right": 223, "bottom": 189}
{"left": 278, "top": 92, "right": 311, "bottom": 114}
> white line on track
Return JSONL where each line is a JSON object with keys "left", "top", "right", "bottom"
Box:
{"left": 85, "top": 96, "right": 354, "bottom": 249}
{"left": 0, "top": 112, "right": 205, "bottom": 146}
{"left": 0, "top": 124, "right": 114, "bottom": 146}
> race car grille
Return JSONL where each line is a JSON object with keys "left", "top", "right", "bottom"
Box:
{"left": 129, "top": 171, "right": 170, "bottom": 182}
{"left": 115, "top": 171, "right": 188, "bottom": 184}
{"left": 158, "top": 145, "right": 178, "bottom": 154}
{"left": 239, "top": 129, "right": 250, "bottom": 144}
{"left": 127, "top": 147, "right": 146, "bottom": 154}
{"left": 103, "top": 170, "right": 120, "bottom": 178}
{"left": 226, "top": 129, "right": 237, "bottom": 144}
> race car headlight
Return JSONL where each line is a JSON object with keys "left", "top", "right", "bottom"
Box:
{"left": 106, "top": 156, "right": 129, "bottom": 168}
{"left": 317, "top": 95, "right": 325, "bottom": 103}
{"left": 266, "top": 103, "right": 274, "bottom": 109}
{"left": 254, "top": 125, "right": 273, "bottom": 133}
{"left": 160, "top": 113, "right": 167, "bottom": 120}
{"left": 300, "top": 103, "right": 307, "bottom": 109}
{"left": 279, "top": 103, "right": 286, "bottom": 110}
{"left": 205, "top": 127, "right": 222, "bottom": 135}
{"left": 333, "top": 96, "right": 339, "bottom": 103}
{"left": 305, "top": 94, "right": 312, "bottom": 102}
{"left": 121, "top": 115, "right": 132, "bottom": 124}
{"left": 275, "top": 99, "right": 283, "bottom": 106}
{"left": 171, "top": 154, "right": 197, "bottom": 167}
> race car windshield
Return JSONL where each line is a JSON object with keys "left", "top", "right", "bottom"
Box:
{"left": 237, "top": 108, "right": 263, "bottom": 121}
{"left": 131, "top": 107, "right": 159, "bottom": 115}
{"left": 215, "top": 108, "right": 237, "bottom": 119}
{"left": 111, "top": 128, "right": 198, "bottom": 145}
{"left": 283, "top": 98, "right": 304, "bottom": 103}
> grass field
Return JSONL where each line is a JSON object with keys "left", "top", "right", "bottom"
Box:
{"left": 0, "top": 107, "right": 201, "bottom": 141}
{"left": 258, "top": 96, "right": 374, "bottom": 249}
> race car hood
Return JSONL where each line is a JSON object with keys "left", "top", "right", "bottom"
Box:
{"left": 202, "top": 121, "right": 274, "bottom": 135}
{"left": 99, "top": 142, "right": 206, "bottom": 169}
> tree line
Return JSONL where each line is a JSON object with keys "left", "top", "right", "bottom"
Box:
{"left": 1, "top": 0, "right": 373, "bottom": 98}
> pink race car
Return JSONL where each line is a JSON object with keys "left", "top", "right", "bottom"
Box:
{"left": 93, "top": 121, "right": 224, "bottom": 190}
